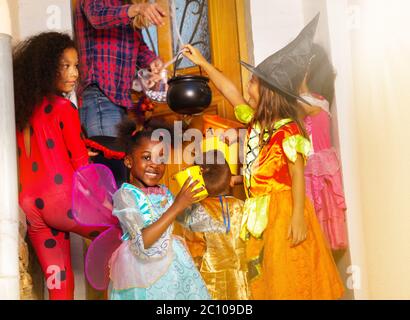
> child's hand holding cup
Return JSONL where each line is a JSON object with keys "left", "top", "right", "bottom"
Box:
{"left": 173, "top": 166, "right": 209, "bottom": 212}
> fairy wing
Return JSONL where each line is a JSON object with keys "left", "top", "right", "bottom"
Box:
{"left": 72, "top": 164, "right": 122, "bottom": 291}
{"left": 84, "top": 226, "right": 123, "bottom": 291}
{"left": 72, "top": 164, "right": 118, "bottom": 226}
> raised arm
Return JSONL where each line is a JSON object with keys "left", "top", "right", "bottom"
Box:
{"left": 182, "top": 44, "right": 247, "bottom": 107}
{"left": 141, "top": 178, "right": 204, "bottom": 248}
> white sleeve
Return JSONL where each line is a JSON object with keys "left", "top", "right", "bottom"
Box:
{"left": 113, "top": 188, "right": 172, "bottom": 260}
{"left": 177, "top": 203, "right": 226, "bottom": 233}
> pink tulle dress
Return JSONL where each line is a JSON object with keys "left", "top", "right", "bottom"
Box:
{"left": 302, "top": 93, "right": 348, "bottom": 250}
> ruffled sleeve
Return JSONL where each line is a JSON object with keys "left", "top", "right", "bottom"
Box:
{"left": 234, "top": 104, "right": 255, "bottom": 124}
{"left": 112, "top": 188, "right": 172, "bottom": 260}
{"left": 282, "top": 134, "right": 312, "bottom": 163}
{"left": 177, "top": 203, "right": 226, "bottom": 233}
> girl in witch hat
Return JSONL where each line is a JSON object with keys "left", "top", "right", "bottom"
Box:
{"left": 225, "top": 43, "right": 349, "bottom": 251}
{"left": 182, "top": 14, "right": 344, "bottom": 300}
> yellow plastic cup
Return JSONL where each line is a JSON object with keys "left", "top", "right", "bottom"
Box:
{"left": 173, "top": 165, "right": 209, "bottom": 202}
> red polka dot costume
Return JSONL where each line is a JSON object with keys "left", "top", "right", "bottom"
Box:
{"left": 17, "top": 96, "right": 107, "bottom": 300}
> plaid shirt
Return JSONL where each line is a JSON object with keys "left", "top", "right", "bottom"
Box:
{"left": 75, "top": 0, "right": 157, "bottom": 109}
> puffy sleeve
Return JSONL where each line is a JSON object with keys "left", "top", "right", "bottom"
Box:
{"left": 234, "top": 104, "right": 255, "bottom": 124}
{"left": 112, "top": 188, "right": 172, "bottom": 260}
{"left": 282, "top": 125, "right": 312, "bottom": 163}
{"left": 177, "top": 203, "right": 226, "bottom": 233}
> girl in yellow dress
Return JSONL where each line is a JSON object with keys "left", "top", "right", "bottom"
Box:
{"left": 182, "top": 14, "right": 344, "bottom": 300}
{"left": 178, "top": 151, "right": 249, "bottom": 300}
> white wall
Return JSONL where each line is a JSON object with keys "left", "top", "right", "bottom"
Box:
{"left": 346, "top": 0, "right": 410, "bottom": 300}
{"left": 1, "top": 0, "right": 12, "bottom": 35}
{"left": 0, "top": 0, "right": 20, "bottom": 300}
{"left": 7, "top": 0, "right": 73, "bottom": 41}
{"left": 249, "top": 0, "right": 304, "bottom": 64}
{"left": 325, "top": 0, "right": 369, "bottom": 299}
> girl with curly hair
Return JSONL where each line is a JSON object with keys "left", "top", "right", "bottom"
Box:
{"left": 15, "top": 32, "right": 106, "bottom": 300}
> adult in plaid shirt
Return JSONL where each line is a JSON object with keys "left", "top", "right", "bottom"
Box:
{"left": 75, "top": 0, "right": 165, "bottom": 185}
{"left": 75, "top": 0, "right": 165, "bottom": 137}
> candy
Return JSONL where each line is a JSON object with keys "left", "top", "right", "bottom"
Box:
{"left": 135, "top": 68, "right": 169, "bottom": 103}
{"left": 145, "top": 89, "right": 167, "bottom": 103}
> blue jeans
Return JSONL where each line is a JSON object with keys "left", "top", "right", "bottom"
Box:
{"left": 80, "top": 85, "right": 128, "bottom": 187}
{"left": 80, "top": 85, "right": 126, "bottom": 138}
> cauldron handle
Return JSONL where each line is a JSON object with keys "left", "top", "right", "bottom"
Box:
{"left": 173, "top": 51, "right": 204, "bottom": 78}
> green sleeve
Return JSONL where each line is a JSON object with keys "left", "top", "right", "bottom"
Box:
{"left": 234, "top": 104, "right": 255, "bottom": 124}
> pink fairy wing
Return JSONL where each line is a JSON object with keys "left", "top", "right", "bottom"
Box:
{"left": 72, "top": 164, "right": 122, "bottom": 290}
{"left": 85, "top": 226, "right": 122, "bottom": 291}
{"left": 72, "top": 164, "right": 118, "bottom": 226}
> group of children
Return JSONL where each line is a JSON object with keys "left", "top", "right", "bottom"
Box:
{"left": 89, "top": 14, "right": 345, "bottom": 300}
{"left": 15, "top": 13, "right": 348, "bottom": 300}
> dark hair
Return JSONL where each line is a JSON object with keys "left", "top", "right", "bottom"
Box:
{"left": 306, "top": 44, "right": 336, "bottom": 104}
{"left": 117, "top": 117, "right": 173, "bottom": 155}
{"left": 197, "top": 151, "right": 232, "bottom": 197}
{"left": 13, "top": 32, "right": 77, "bottom": 131}
{"left": 251, "top": 79, "right": 308, "bottom": 147}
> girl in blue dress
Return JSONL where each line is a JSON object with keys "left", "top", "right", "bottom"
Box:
{"left": 107, "top": 119, "right": 210, "bottom": 300}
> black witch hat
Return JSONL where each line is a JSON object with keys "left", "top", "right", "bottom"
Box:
{"left": 241, "top": 13, "right": 320, "bottom": 104}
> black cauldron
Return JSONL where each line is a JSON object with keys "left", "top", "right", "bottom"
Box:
{"left": 167, "top": 53, "right": 212, "bottom": 115}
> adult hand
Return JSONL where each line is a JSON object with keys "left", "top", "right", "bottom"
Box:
{"left": 145, "top": 58, "right": 164, "bottom": 87}
{"left": 129, "top": 2, "right": 166, "bottom": 26}
{"left": 149, "top": 58, "right": 164, "bottom": 75}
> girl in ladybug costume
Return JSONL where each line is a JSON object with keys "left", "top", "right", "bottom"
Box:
{"left": 14, "top": 32, "right": 106, "bottom": 300}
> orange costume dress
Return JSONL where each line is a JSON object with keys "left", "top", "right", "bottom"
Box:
{"left": 238, "top": 114, "right": 344, "bottom": 300}
{"left": 177, "top": 197, "right": 249, "bottom": 300}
